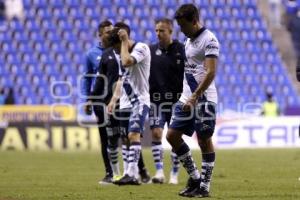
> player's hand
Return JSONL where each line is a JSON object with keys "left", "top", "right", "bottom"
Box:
{"left": 107, "top": 100, "right": 115, "bottom": 114}
{"left": 118, "top": 29, "right": 128, "bottom": 42}
{"left": 182, "top": 93, "right": 198, "bottom": 111}
{"left": 84, "top": 100, "right": 93, "bottom": 115}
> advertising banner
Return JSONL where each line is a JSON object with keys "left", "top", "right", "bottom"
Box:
{"left": 162, "top": 117, "right": 300, "bottom": 149}
{"left": 0, "top": 117, "right": 299, "bottom": 151}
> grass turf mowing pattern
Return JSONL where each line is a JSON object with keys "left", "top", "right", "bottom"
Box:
{"left": 0, "top": 149, "right": 300, "bottom": 200}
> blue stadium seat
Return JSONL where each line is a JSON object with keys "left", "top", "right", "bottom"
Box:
{"left": 0, "top": 1, "right": 298, "bottom": 109}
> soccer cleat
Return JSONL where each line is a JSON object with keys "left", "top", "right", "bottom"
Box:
{"left": 139, "top": 169, "right": 151, "bottom": 184}
{"left": 98, "top": 174, "right": 113, "bottom": 185}
{"left": 168, "top": 171, "right": 179, "bottom": 184}
{"left": 113, "top": 175, "right": 123, "bottom": 182}
{"left": 151, "top": 170, "right": 165, "bottom": 184}
{"left": 186, "top": 187, "right": 209, "bottom": 198}
{"left": 178, "top": 177, "right": 201, "bottom": 197}
{"left": 113, "top": 174, "right": 141, "bottom": 186}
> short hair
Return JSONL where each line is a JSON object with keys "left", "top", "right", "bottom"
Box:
{"left": 108, "top": 27, "right": 122, "bottom": 45}
{"left": 114, "top": 21, "right": 130, "bottom": 36}
{"left": 174, "top": 4, "right": 200, "bottom": 22}
{"left": 155, "top": 18, "right": 173, "bottom": 29}
{"left": 97, "top": 20, "right": 112, "bottom": 32}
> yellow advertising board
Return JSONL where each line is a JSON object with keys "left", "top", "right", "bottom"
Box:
{"left": 0, "top": 105, "right": 76, "bottom": 122}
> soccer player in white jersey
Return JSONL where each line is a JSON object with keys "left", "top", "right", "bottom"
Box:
{"left": 166, "top": 4, "right": 220, "bottom": 197}
{"left": 107, "top": 23, "right": 151, "bottom": 185}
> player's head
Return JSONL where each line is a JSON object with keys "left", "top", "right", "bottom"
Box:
{"left": 174, "top": 4, "right": 200, "bottom": 38}
{"left": 114, "top": 22, "right": 131, "bottom": 36}
{"left": 266, "top": 92, "right": 274, "bottom": 102}
{"left": 109, "top": 22, "right": 131, "bottom": 52}
{"left": 98, "top": 20, "right": 113, "bottom": 48}
{"left": 155, "top": 18, "right": 173, "bottom": 45}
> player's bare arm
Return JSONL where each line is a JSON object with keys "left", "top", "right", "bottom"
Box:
{"left": 119, "top": 29, "right": 136, "bottom": 67}
{"left": 107, "top": 77, "right": 123, "bottom": 114}
{"left": 183, "top": 57, "right": 217, "bottom": 111}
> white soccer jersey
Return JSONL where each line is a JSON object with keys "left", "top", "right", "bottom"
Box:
{"left": 114, "top": 51, "right": 132, "bottom": 109}
{"left": 179, "top": 28, "right": 220, "bottom": 104}
{"left": 119, "top": 42, "right": 151, "bottom": 108}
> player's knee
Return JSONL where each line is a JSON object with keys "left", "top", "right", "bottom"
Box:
{"left": 152, "top": 128, "right": 162, "bottom": 141}
{"left": 128, "top": 132, "right": 140, "bottom": 142}
{"left": 108, "top": 135, "right": 118, "bottom": 147}
{"left": 197, "top": 125, "right": 214, "bottom": 140}
{"left": 166, "top": 129, "right": 178, "bottom": 145}
{"left": 198, "top": 137, "right": 213, "bottom": 152}
{"left": 121, "top": 136, "right": 129, "bottom": 145}
{"left": 166, "top": 131, "right": 173, "bottom": 144}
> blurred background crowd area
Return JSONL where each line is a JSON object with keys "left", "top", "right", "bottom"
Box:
{"left": 0, "top": 0, "right": 300, "bottom": 117}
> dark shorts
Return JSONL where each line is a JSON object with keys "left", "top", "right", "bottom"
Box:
{"left": 149, "top": 103, "right": 173, "bottom": 129}
{"left": 169, "top": 101, "right": 217, "bottom": 139}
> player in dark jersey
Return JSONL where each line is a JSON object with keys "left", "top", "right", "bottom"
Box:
{"left": 149, "top": 18, "right": 185, "bottom": 184}
{"left": 81, "top": 20, "right": 113, "bottom": 184}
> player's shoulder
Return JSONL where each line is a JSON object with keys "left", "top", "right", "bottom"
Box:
{"left": 86, "top": 45, "right": 102, "bottom": 57}
{"left": 202, "top": 29, "right": 219, "bottom": 43}
{"left": 135, "top": 42, "right": 150, "bottom": 50}
{"left": 133, "top": 42, "right": 151, "bottom": 56}
{"left": 101, "top": 47, "right": 114, "bottom": 57}
{"left": 172, "top": 39, "right": 185, "bottom": 49}
{"left": 149, "top": 42, "right": 159, "bottom": 51}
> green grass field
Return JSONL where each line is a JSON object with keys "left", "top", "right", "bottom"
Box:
{"left": 0, "top": 149, "right": 300, "bottom": 200}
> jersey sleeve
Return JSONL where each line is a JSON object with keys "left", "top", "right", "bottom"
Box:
{"left": 130, "top": 43, "right": 149, "bottom": 64}
{"left": 204, "top": 34, "right": 220, "bottom": 57}
{"left": 81, "top": 52, "right": 93, "bottom": 98}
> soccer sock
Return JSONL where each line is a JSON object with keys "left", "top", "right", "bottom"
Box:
{"left": 107, "top": 145, "right": 120, "bottom": 176}
{"left": 151, "top": 141, "right": 163, "bottom": 172}
{"left": 99, "top": 127, "right": 112, "bottom": 176}
{"left": 121, "top": 144, "right": 129, "bottom": 176}
{"left": 127, "top": 142, "right": 141, "bottom": 179}
{"left": 200, "top": 152, "right": 215, "bottom": 191}
{"left": 175, "top": 142, "right": 200, "bottom": 180}
{"left": 171, "top": 151, "right": 180, "bottom": 174}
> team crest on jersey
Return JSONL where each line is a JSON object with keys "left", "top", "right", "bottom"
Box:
{"left": 96, "top": 56, "right": 101, "bottom": 60}
{"left": 155, "top": 49, "right": 162, "bottom": 56}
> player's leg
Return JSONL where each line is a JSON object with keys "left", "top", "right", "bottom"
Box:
{"left": 94, "top": 104, "right": 113, "bottom": 184}
{"left": 138, "top": 150, "right": 151, "bottom": 183}
{"left": 165, "top": 110, "right": 180, "bottom": 184}
{"left": 169, "top": 150, "right": 180, "bottom": 184}
{"left": 119, "top": 108, "right": 130, "bottom": 176}
{"left": 114, "top": 104, "right": 149, "bottom": 185}
{"left": 106, "top": 114, "right": 121, "bottom": 180}
{"left": 119, "top": 108, "right": 150, "bottom": 183}
{"left": 187, "top": 101, "right": 217, "bottom": 198}
{"left": 149, "top": 104, "right": 165, "bottom": 183}
{"left": 166, "top": 102, "right": 201, "bottom": 196}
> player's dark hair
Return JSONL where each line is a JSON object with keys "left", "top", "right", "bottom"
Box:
{"left": 97, "top": 20, "right": 112, "bottom": 32}
{"left": 108, "top": 27, "right": 122, "bottom": 45}
{"left": 155, "top": 18, "right": 173, "bottom": 28}
{"left": 174, "top": 4, "right": 199, "bottom": 22}
{"left": 114, "top": 21, "right": 131, "bottom": 36}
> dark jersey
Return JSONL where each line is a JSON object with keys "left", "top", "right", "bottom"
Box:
{"left": 92, "top": 47, "right": 119, "bottom": 105}
{"left": 149, "top": 40, "right": 185, "bottom": 104}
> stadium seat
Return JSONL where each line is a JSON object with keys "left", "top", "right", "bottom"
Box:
{"left": 0, "top": 1, "right": 298, "bottom": 110}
